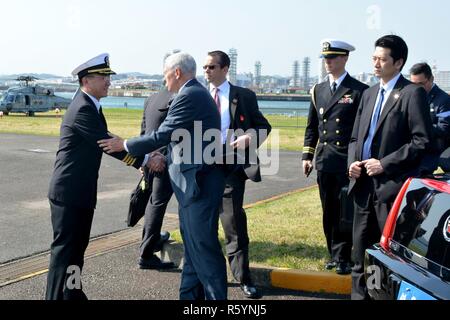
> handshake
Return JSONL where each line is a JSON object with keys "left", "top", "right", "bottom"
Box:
{"left": 97, "top": 136, "right": 166, "bottom": 174}
{"left": 145, "top": 151, "right": 166, "bottom": 174}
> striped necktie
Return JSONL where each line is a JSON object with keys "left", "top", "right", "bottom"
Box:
{"left": 213, "top": 87, "right": 221, "bottom": 113}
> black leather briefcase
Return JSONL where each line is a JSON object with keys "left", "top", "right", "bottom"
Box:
{"left": 127, "top": 176, "right": 150, "bottom": 227}
{"left": 339, "top": 185, "right": 354, "bottom": 233}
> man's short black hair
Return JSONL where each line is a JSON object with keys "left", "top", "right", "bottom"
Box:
{"left": 375, "top": 35, "right": 408, "bottom": 71}
{"left": 410, "top": 62, "right": 433, "bottom": 79}
{"left": 207, "top": 51, "right": 231, "bottom": 68}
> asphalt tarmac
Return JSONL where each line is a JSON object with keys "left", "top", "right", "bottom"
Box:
{"left": 0, "top": 133, "right": 331, "bottom": 301}
{"left": 0, "top": 133, "right": 316, "bottom": 264}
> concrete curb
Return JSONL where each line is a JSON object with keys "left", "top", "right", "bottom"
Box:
{"left": 158, "top": 241, "right": 351, "bottom": 296}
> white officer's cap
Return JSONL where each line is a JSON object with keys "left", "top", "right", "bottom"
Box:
{"left": 72, "top": 53, "right": 116, "bottom": 79}
{"left": 320, "top": 39, "right": 355, "bottom": 58}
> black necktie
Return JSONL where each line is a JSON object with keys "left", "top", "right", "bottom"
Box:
{"left": 331, "top": 82, "right": 337, "bottom": 94}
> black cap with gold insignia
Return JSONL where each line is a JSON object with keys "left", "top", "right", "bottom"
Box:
{"left": 320, "top": 39, "right": 355, "bottom": 59}
{"left": 72, "top": 53, "right": 117, "bottom": 79}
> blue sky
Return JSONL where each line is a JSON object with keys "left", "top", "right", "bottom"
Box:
{"left": 1, "top": 0, "right": 448, "bottom": 77}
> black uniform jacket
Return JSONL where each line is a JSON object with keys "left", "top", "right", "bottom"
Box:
{"left": 302, "top": 74, "right": 368, "bottom": 173}
{"left": 428, "top": 84, "right": 450, "bottom": 151}
{"left": 48, "top": 91, "right": 143, "bottom": 209}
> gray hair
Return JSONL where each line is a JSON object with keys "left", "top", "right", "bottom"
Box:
{"left": 164, "top": 52, "right": 197, "bottom": 77}
{"left": 162, "top": 49, "right": 181, "bottom": 68}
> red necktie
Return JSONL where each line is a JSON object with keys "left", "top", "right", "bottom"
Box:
{"left": 213, "top": 87, "right": 221, "bottom": 113}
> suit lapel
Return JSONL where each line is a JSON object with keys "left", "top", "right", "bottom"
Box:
{"left": 81, "top": 92, "right": 107, "bottom": 129}
{"left": 229, "top": 83, "right": 238, "bottom": 127}
{"left": 324, "top": 75, "right": 351, "bottom": 114}
{"left": 99, "top": 107, "right": 107, "bottom": 128}
{"left": 375, "top": 75, "right": 406, "bottom": 132}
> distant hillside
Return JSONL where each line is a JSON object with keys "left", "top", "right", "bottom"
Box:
{"left": 112, "top": 72, "right": 163, "bottom": 80}
{"left": 0, "top": 73, "right": 63, "bottom": 80}
{"left": 0, "top": 72, "right": 163, "bottom": 81}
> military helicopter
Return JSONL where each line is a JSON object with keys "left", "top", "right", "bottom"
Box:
{"left": 0, "top": 76, "right": 71, "bottom": 116}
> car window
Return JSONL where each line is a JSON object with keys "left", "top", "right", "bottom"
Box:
{"left": 393, "top": 179, "right": 450, "bottom": 275}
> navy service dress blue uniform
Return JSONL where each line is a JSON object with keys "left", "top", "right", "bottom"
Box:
{"left": 428, "top": 84, "right": 450, "bottom": 171}
{"left": 409, "top": 63, "right": 450, "bottom": 174}
{"left": 302, "top": 40, "right": 368, "bottom": 273}
{"left": 46, "top": 54, "right": 144, "bottom": 300}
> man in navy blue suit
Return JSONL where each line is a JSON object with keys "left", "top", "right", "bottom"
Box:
{"left": 410, "top": 62, "right": 450, "bottom": 173}
{"left": 98, "top": 52, "right": 227, "bottom": 300}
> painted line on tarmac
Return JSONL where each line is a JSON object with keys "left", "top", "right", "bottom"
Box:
{"left": 0, "top": 186, "right": 316, "bottom": 288}
{"left": 0, "top": 214, "right": 179, "bottom": 289}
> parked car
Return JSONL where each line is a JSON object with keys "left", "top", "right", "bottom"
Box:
{"left": 365, "top": 174, "right": 450, "bottom": 300}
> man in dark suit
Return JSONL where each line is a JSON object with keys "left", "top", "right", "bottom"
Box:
{"left": 99, "top": 52, "right": 227, "bottom": 300}
{"left": 46, "top": 53, "right": 145, "bottom": 300}
{"left": 136, "top": 86, "right": 176, "bottom": 270}
{"left": 203, "top": 50, "right": 272, "bottom": 299}
{"left": 302, "top": 40, "right": 368, "bottom": 275}
{"left": 348, "top": 35, "right": 433, "bottom": 299}
{"left": 410, "top": 62, "right": 450, "bottom": 172}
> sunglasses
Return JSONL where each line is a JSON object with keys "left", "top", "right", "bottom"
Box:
{"left": 203, "top": 64, "right": 220, "bottom": 71}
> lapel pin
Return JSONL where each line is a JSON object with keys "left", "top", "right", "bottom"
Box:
{"left": 394, "top": 94, "right": 400, "bottom": 100}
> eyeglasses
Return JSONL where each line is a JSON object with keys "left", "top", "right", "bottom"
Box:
{"left": 203, "top": 64, "right": 220, "bottom": 71}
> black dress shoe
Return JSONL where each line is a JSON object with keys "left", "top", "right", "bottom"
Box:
{"left": 325, "top": 260, "right": 337, "bottom": 270}
{"left": 335, "top": 262, "right": 352, "bottom": 275}
{"left": 139, "top": 255, "right": 176, "bottom": 270}
{"left": 240, "top": 283, "right": 260, "bottom": 299}
{"left": 154, "top": 231, "right": 170, "bottom": 253}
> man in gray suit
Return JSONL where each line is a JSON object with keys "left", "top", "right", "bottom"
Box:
{"left": 98, "top": 52, "right": 227, "bottom": 300}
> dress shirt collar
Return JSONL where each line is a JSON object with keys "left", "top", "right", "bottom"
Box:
{"left": 210, "top": 80, "right": 230, "bottom": 97}
{"left": 329, "top": 71, "right": 348, "bottom": 90}
{"left": 81, "top": 89, "right": 101, "bottom": 112}
{"left": 380, "top": 73, "right": 401, "bottom": 92}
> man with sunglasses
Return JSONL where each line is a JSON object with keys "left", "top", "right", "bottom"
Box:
{"left": 46, "top": 53, "right": 145, "bottom": 300}
{"left": 203, "top": 50, "right": 271, "bottom": 299}
{"left": 410, "top": 62, "right": 450, "bottom": 173}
